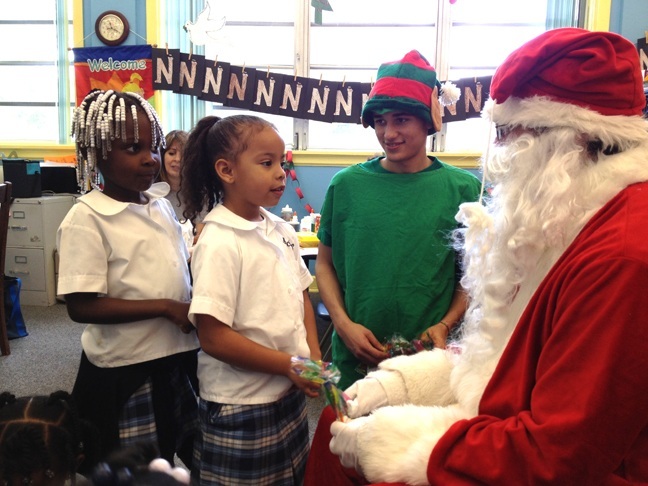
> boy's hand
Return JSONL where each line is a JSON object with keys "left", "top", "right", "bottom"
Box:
{"left": 338, "top": 322, "right": 389, "bottom": 366}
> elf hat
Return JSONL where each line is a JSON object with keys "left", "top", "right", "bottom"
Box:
{"left": 487, "top": 28, "right": 646, "bottom": 139}
{"left": 361, "top": 50, "right": 459, "bottom": 135}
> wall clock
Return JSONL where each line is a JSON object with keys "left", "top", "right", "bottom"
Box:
{"left": 95, "top": 10, "right": 130, "bottom": 46}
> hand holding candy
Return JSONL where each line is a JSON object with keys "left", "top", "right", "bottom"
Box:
{"left": 291, "top": 356, "right": 349, "bottom": 420}
{"left": 382, "top": 333, "right": 434, "bottom": 358}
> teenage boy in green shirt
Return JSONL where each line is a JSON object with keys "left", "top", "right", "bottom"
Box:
{"left": 316, "top": 50, "right": 482, "bottom": 389}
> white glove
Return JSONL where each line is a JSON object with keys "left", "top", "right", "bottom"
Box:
{"left": 329, "top": 415, "right": 370, "bottom": 473}
{"left": 344, "top": 370, "right": 407, "bottom": 419}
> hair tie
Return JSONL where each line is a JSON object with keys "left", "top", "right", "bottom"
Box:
{"left": 91, "top": 463, "right": 134, "bottom": 486}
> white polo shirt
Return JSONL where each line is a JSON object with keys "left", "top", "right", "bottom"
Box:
{"left": 56, "top": 183, "right": 199, "bottom": 368}
{"left": 189, "top": 205, "right": 313, "bottom": 404}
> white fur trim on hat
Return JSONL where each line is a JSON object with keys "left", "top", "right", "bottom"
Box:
{"left": 484, "top": 96, "right": 648, "bottom": 149}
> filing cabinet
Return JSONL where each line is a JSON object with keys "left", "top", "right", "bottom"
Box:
{"left": 6, "top": 195, "right": 75, "bottom": 306}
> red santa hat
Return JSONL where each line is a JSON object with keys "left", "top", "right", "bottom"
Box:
{"left": 486, "top": 28, "right": 647, "bottom": 141}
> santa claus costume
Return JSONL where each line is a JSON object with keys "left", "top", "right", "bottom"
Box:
{"left": 305, "top": 28, "right": 648, "bottom": 485}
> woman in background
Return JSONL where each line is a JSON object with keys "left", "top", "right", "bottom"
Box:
{"left": 159, "top": 130, "right": 188, "bottom": 222}
{"left": 158, "top": 130, "right": 198, "bottom": 248}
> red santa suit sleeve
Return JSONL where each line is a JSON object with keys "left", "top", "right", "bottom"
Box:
{"left": 428, "top": 184, "right": 648, "bottom": 485}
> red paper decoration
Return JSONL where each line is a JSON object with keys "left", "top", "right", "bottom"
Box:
{"left": 284, "top": 150, "right": 314, "bottom": 214}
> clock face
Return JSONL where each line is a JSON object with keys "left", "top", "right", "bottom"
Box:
{"left": 95, "top": 10, "right": 129, "bottom": 46}
{"left": 99, "top": 14, "right": 125, "bottom": 41}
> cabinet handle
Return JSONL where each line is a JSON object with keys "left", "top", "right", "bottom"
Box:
{"left": 9, "top": 225, "right": 27, "bottom": 231}
{"left": 8, "top": 270, "right": 30, "bottom": 276}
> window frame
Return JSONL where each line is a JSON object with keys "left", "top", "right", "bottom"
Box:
{"left": 0, "top": 1, "right": 73, "bottom": 144}
{"left": 1, "top": 0, "right": 606, "bottom": 156}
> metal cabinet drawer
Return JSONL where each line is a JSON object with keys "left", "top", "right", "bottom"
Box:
{"left": 6, "top": 247, "right": 46, "bottom": 292}
{"left": 7, "top": 204, "right": 46, "bottom": 247}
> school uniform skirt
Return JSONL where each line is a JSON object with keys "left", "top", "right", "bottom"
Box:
{"left": 192, "top": 389, "right": 309, "bottom": 485}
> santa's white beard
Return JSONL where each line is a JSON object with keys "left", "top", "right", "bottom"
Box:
{"left": 450, "top": 127, "right": 648, "bottom": 414}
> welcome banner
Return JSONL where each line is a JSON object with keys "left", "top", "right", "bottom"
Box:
{"left": 73, "top": 45, "right": 154, "bottom": 106}
{"left": 151, "top": 47, "right": 492, "bottom": 125}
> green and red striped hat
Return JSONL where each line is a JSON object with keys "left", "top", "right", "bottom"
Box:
{"left": 362, "top": 50, "right": 442, "bottom": 135}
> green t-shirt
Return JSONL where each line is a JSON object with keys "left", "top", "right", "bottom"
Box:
{"left": 318, "top": 157, "right": 482, "bottom": 388}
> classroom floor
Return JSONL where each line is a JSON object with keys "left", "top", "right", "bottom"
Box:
{"left": 0, "top": 297, "right": 331, "bottom": 442}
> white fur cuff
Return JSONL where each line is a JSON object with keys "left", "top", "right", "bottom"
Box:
{"left": 379, "top": 349, "right": 456, "bottom": 407}
{"left": 357, "top": 404, "right": 471, "bottom": 485}
{"left": 368, "top": 369, "right": 408, "bottom": 406}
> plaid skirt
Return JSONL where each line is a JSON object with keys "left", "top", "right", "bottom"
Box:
{"left": 192, "top": 389, "right": 310, "bottom": 485}
{"left": 118, "top": 365, "right": 199, "bottom": 467}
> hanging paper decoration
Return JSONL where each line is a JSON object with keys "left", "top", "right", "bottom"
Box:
{"left": 151, "top": 47, "right": 490, "bottom": 125}
{"left": 183, "top": 0, "right": 226, "bottom": 45}
{"left": 311, "top": 0, "right": 333, "bottom": 25}
{"left": 284, "top": 150, "right": 314, "bottom": 214}
{"left": 637, "top": 36, "right": 648, "bottom": 82}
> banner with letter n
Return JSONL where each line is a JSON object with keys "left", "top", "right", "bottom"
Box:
{"left": 73, "top": 45, "right": 154, "bottom": 107}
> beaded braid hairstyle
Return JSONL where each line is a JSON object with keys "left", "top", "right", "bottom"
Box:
{"left": 180, "top": 114, "right": 277, "bottom": 229}
{"left": 71, "top": 89, "right": 165, "bottom": 194}
{"left": 0, "top": 390, "right": 100, "bottom": 485}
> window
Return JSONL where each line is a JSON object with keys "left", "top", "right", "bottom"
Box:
{"left": 187, "top": 0, "right": 577, "bottom": 152}
{"left": 197, "top": 0, "right": 297, "bottom": 148}
{"left": 0, "top": 0, "right": 73, "bottom": 143}
{"left": 1, "top": 0, "right": 580, "bottom": 148}
{"left": 443, "top": 0, "right": 550, "bottom": 152}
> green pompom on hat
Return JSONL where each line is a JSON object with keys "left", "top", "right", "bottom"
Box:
{"left": 362, "top": 50, "right": 450, "bottom": 135}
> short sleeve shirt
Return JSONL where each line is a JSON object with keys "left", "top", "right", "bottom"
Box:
{"left": 189, "top": 205, "right": 313, "bottom": 404}
{"left": 56, "top": 183, "right": 199, "bottom": 368}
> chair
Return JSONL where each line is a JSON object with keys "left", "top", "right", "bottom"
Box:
{"left": 0, "top": 182, "right": 13, "bottom": 356}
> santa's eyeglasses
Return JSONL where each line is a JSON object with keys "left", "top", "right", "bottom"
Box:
{"left": 495, "top": 125, "right": 547, "bottom": 144}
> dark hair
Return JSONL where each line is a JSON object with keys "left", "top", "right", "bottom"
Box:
{"left": 180, "top": 114, "right": 276, "bottom": 228}
{"left": 88, "top": 441, "right": 187, "bottom": 486}
{"left": 0, "top": 390, "right": 100, "bottom": 484}
{"left": 158, "top": 130, "right": 189, "bottom": 185}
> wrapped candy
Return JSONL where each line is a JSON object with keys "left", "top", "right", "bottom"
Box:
{"left": 382, "top": 333, "right": 434, "bottom": 358}
{"left": 322, "top": 381, "right": 346, "bottom": 421}
{"left": 291, "top": 356, "right": 348, "bottom": 420}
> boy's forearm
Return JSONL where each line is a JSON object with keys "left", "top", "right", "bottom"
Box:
{"left": 303, "top": 289, "right": 322, "bottom": 360}
{"left": 439, "top": 286, "right": 468, "bottom": 330}
{"left": 315, "top": 244, "right": 354, "bottom": 332}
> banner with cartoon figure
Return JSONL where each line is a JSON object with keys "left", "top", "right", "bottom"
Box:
{"left": 73, "top": 45, "right": 154, "bottom": 106}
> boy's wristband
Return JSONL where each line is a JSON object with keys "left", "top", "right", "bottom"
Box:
{"left": 438, "top": 321, "right": 450, "bottom": 333}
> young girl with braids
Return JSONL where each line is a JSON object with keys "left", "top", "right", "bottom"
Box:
{"left": 0, "top": 390, "right": 99, "bottom": 485}
{"left": 180, "top": 115, "right": 321, "bottom": 485}
{"left": 56, "top": 89, "right": 199, "bottom": 471}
